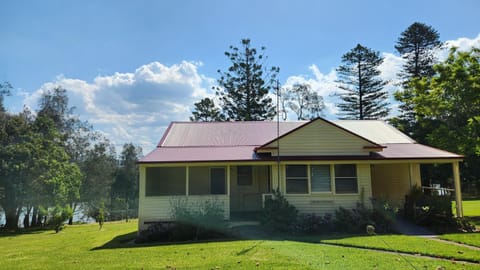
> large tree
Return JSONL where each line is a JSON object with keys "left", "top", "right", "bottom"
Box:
{"left": 285, "top": 83, "right": 324, "bottom": 120}
{"left": 412, "top": 47, "right": 480, "bottom": 188}
{"left": 190, "top": 97, "right": 224, "bottom": 122}
{"left": 393, "top": 22, "right": 442, "bottom": 138}
{"left": 335, "top": 44, "right": 389, "bottom": 120}
{"left": 111, "top": 143, "right": 142, "bottom": 221}
{"left": 215, "top": 39, "right": 279, "bottom": 121}
{"left": 395, "top": 22, "right": 442, "bottom": 82}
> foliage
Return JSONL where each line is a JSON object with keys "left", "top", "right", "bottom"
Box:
{"left": 404, "top": 186, "right": 475, "bottom": 233}
{"left": 335, "top": 44, "right": 389, "bottom": 120}
{"left": 48, "top": 205, "right": 73, "bottom": 233}
{"left": 284, "top": 83, "right": 324, "bottom": 120}
{"left": 293, "top": 213, "right": 334, "bottom": 234}
{"left": 80, "top": 139, "right": 117, "bottom": 219}
{"left": 333, "top": 202, "right": 396, "bottom": 234}
{"left": 97, "top": 201, "right": 105, "bottom": 230}
{"left": 166, "top": 199, "right": 228, "bottom": 241}
{"left": 110, "top": 143, "right": 141, "bottom": 221}
{"left": 215, "top": 38, "right": 279, "bottom": 121}
{"left": 260, "top": 189, "right": 298, "bottom": 232}
{"left": 412, "top": 47, "right": 480, "bottom": 186}
{"left": 392, "top": 22, "right": 442, "bottom": 139}
{"left": 190, "top": 97, "right": 224, "bottom": 121}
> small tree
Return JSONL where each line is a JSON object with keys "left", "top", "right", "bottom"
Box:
{"left": 260, "top": 189, "right": 298, "bottom": 232}
{"left": 215, "top": 39, "right": 279, "bottom": 121}
{"left": 97, "top": 201, "right": 105, "bottom": 230}
{"left": 336, "top": 44, "right": 389, "bottom": 120}
{"left": 190, "top": 98, "right": 224, "bottom": 121}
{"left": 285, "top": 83, "right": 324, "bottom": 120}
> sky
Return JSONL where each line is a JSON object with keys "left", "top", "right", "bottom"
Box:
{"left": 1, "top": 0, "right": 480, "bottom": 154}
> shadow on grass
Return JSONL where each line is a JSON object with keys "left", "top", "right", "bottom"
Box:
{"left": 0, "top": 226, "right": 57, "bottom": 237}
{"left": 90, "top": 225, "right": 364, "bottom": 251}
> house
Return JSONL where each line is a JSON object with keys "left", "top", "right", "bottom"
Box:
{"left": 137, "top": 118, "right": 464, "bottom": 231}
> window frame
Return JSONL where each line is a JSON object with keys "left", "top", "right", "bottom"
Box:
{"left": 145, "top": 166, "right": 187, "bottom": 197}
{"left": 284, "top": 163, "right": 359, "bottom": 195}
{"left": 237, "top": 165, "right": 253, "bottom": 186}
{"left": 285, "top": 165, "right": 309, "bottom": 194}
{"left": 210, "top": 167, "right": 227, "bottom": 195}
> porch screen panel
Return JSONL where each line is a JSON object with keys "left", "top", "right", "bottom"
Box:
{"left": 210, "top": 167, "right": 226, "bottom": 195}
{"left": 146, "top": 167, "right": 186, "bottom": 196}
{"left": 286, "top": 165, "right": 308, "bottom": 194}
{"left": 334, "top": 164, "right": 358, "bottom": 194}
{"left": 311, "top": 165, "right": 331, "bottom": 192}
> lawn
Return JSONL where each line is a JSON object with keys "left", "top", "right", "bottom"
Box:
{"left": 440, "top": 233, "right": 480, "bottom": 248}
{"left": 315, "top": 234, "right": 480, "bottom": 263}
{"left": 1, "top": 221, "right": 479, "bottom": 270}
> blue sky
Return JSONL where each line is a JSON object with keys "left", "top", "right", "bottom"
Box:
{"left": 1, "top": 0, "right": 480, "bottom": 153}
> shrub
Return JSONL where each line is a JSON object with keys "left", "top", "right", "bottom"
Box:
{"left": 293, "top": 213, "right": 334, "bottom": 234}
{"left": 260, "top": 189, "right": 298, "bottom": 233}
{"left": 48, "top": 205, "right": 73, "bottom": 233}
{"left": 169, "top": 199, "right": 228, "bottom": 241}
{"left": 403, "top": 186, "right": 475, "bottom": 233}
{"left": 333, "top": 201, "right": 396, "bottom": 234}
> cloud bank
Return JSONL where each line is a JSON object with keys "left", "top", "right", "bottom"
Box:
{"left": 25, "top": 61, "right": 211, "bottom": 153}
{"left": 22, "top": 35, "right": 480, "bottom": 154}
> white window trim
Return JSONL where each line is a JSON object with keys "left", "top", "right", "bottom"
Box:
{"left": 284, "top": 164, "right": 360, "bottom": 195}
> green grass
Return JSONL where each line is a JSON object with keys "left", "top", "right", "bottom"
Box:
{"left": 454, "top": 199, "right": 480, "bottom": 217}
{"left": 1, "top": 221, "right": 479, "bottom": 269}
{"left": 440, "top": 233, "right": 480, "bottom": 248}
{"left": 315, "top": 234, "right": 480, "bottom": 263}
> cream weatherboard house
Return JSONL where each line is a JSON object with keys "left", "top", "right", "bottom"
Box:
{"left": 137, "top": 118, "right": 464, "bottom": 231}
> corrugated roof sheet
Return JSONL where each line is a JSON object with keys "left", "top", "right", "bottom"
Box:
{"left": 332, "top": 120, "right": 415, "bottom": 144}
{"left": 160, "top": 121, "right": 306, "bottom": 147}
{"left": 139, "top": 119, "right": 462, "bottom": 163}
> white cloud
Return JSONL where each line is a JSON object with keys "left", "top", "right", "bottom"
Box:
{"left": 24, "top": 61, "right": 212, "bottom": 153}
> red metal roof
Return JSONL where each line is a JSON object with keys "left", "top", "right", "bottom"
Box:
{"left": 139, "top": 120, "right": 463, "bottom": 163}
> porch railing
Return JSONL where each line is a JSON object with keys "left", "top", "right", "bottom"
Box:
{"left": 421, "top": 185, "right": 455, "bottom": 196}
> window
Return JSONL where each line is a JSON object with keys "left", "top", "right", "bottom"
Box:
{"left": 146, "top": 167, "right": 186, "bottom": 196}
{"left": 334, "top": 164, "right": 358, "bottom": 194}
{"left": 210, "top": 167, "right": 226, "bottom": 194}
{"left": 237, "top": 166, "right": 253, "bottom": 186}
{"left": 286, "top": 165, "right": 308, "bottom": 194}
{"left": 189, "top": 166, "right": 227, "bottom": 195}
{"left": 311, "top": 165, "right": 331, "bottom": 192}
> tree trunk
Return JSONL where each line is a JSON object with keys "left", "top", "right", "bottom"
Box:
{"left": 4, "top": 208, "right": 19, "bottom": 230}
{"left": 23, "top": 206, "right": 31, "bottom": 228}
{"left": 68, "top": 202, "right": 76, "bottom": 225}
{"left": 31, "top": 207, "right": 38, "bottom": 227}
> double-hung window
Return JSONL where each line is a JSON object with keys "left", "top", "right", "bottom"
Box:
{"left": 285, "top": 165, "right": 308, "bottom": 194}
{"left": 334, "top": 164, "right": 358, "bottom": 194}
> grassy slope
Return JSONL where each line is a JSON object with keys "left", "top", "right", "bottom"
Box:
{"left": 440, "top": 233, "right": 480, "bottom": 248}
{"left": 317, "top": 235, "right": 480, "bottom": 263}
{"left": 1, "top": 221, "right": 479, "bottom": 270}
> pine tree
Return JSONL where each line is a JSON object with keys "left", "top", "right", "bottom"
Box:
{"left": 393, "top": 22, "right": 442, "bottom": 138}
{"left": 190, "top": 98, "right": 224, "bottom": 121}
{"left": 336, "top": 44, "right": 389, "bottom": 120}
{"left": 215, "top": 39, "right": 279, "bottom": 121}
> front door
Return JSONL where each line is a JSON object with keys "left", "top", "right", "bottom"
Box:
{"left": 230, "top": 165, "right": 270, "bottom": 213}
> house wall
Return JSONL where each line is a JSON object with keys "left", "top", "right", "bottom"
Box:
{"left": 370, "top": 163, "right": 421, "bottom": 207}
{"left": 271, "top": 163, "right": 372, "bottom": 216}
{"left": 230, "top": 165, "right": 270, "bottom": 212}
{"left": 138, "top": 164, "right": 230, "bottom": 231}
{"left": 265, "top": 120, "right": 376, "bottom": 156}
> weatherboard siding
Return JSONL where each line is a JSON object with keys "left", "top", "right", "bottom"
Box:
{"left": 267, "top": 120, "right": 375, "bottom": 156}
{"left": 283, "top": 163, "right": 372, "bottom": 214}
